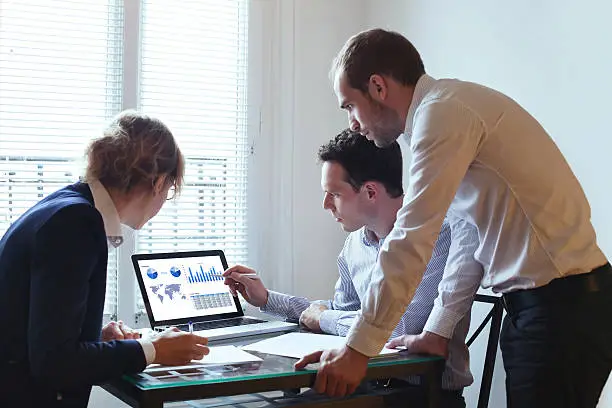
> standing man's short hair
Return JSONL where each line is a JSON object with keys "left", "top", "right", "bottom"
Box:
{"left": 318, "top": 129, "right": 403, "bottom": 198}
{"left": 331, "top": 28, "right": 425, "bottom": 93}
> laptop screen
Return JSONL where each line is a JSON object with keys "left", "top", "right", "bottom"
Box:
{"left": 133, "top": 252, "right": 240, "bottom": 322}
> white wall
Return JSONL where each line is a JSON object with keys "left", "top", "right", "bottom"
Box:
{"left": 248, "top": 0, "right": 364, "bottom": 300}
{"left": 367, "top": 1, "right": 612, "bottom": 407}
{"left": 290, "top": 0, "right": 367, "bottom": 298}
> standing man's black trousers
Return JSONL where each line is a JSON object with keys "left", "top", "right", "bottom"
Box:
{"left": 501, "top": 263, "right": 612, "bottom": 408}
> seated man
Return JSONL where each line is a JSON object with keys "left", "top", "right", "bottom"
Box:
{"left": 224, "top": 130, "right": 479, "bottom": 408}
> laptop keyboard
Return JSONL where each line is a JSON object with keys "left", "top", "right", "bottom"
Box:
{"left": 182, "top": 317, "right": 267, "bottom": 331}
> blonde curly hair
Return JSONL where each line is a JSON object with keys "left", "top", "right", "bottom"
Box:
{"left": 85, "top": 110, "right": 184, "bottom": 195}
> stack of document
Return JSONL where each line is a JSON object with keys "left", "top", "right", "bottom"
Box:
{"left": 145, "top": 345, "right": 262, "bottom": 372}
{"left": 241, "top": 332, "right": 401, "bottom": 359}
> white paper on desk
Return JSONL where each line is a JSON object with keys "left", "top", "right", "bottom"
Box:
{"left": 241, "top": 332, "right": 400, "bottom": 359}
{"left": 144, "top": 345, "right": 262, "bottom": 372}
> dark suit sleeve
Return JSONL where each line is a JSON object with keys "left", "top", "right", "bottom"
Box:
{"left": 27, "top": 204, "right": 146, "bottom": 388}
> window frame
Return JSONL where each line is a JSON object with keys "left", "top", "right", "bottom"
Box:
{"left": 119, "top": 0, "right": 258, "bottom": 327}
{"left": 0, "top": 0, "right": 267, "bottom": 327}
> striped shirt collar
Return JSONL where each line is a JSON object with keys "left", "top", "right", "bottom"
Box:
{"left": 88, "top": 180, "right": 124, "bottom": 248}
{"left": 404, "top": 74, "right": 437, "bottom": 140}
{"left": 361, "top": 227, "right": 383, "bottom": 248}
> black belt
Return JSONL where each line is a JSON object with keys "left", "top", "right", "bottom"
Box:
{"left": 502, "top": 262, "right": 612, "bottom": 316}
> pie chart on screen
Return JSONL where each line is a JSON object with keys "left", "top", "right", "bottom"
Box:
{"left": 146, "top": 267, "right": 158, "bottom": 279}
{"left": 170, "top": 266, "right": 181, "bottom": 278}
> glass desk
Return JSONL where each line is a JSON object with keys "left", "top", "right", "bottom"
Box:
{"left": 101, "top": 334, "right": 445, "bottom": 408}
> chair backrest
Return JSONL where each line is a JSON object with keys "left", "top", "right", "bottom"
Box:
{"left": 466, "top": 294, "right": 504, "bottom": 408}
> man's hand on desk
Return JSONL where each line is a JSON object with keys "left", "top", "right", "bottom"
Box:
{"left": 385, "top": 331, "right": 449, "bottom": 358}
{"left": 151, "top": 328, "right": 210, "bottom": 366}
{"left": 299, "top": 304, "right": 328, "bottom": 333}
{"left": 223, "top": 264, "right": 268, "bottom": 307}
{"left": 294, "top": 345, "right": 368, "bottom": 397}
{"left": 101, "top": 320, "right": 141, "bottom": 341}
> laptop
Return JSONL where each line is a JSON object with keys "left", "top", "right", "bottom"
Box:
{"left": 132, "top": 249, "right": 297, "bottom": 341}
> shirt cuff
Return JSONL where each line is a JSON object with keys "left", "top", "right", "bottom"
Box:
{"left": 319, "top": 310, "right": 343, "bottom": 335}
{"left": 137, "top": 339, "right": 156, "bottom": 365}
{"left": 261, "top": 291, "right": 290, "bottom": 315}
{"left": 345, "top": 316, "right": 392, "bottom": 357}
{"left": 423, "top": 304, "right": 464, "bottom": 339}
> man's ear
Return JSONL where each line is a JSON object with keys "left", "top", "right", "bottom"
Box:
{"left": 363, "top": 182, "right": 378, "bottom": 200}
{"left": 368, "top": 74, "right": 388, "bottom": 102}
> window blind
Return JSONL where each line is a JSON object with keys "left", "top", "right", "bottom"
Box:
{"left": 137, "top": 0, "right": 249, "bottom": 288}
{"left": 0, "top": 0, "right": 123, "bottom": 318}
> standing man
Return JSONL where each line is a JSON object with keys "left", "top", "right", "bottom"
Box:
{"left": 226, "top": 130, "right": 478, "bottom": 407}
{"left": 296, "top": 29, "right": 612, "bottom": 408}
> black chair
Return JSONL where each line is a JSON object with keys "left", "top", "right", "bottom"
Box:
{"left": 466, "top": 294, "right": 504, "bottom": 408}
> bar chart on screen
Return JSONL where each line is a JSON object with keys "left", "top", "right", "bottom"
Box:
{"left": 187, "top": 265, "right": 223, "bottom": 283}
{"left": 186, "top": 265, "right": 234, "bottom": 311}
